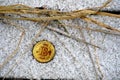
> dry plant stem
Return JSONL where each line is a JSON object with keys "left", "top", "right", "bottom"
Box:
{"left": 85, "top": 0, "right": 111, "bottom": 77}
{"left": 2, "top": 43, "right": 33, "bottom": 80}
{"left": 0, "top": 8, "right": 120, "bottom": 21}
{"left": 6, "top": 4, "right": 31, "bottom": 8}
{"left": 0, "top": 8, "right": 120, "bottom": 18}
{"left": 53, "top": 32, "right": 85, "bottom": 80}
{"left": 84, "top": 27, "right": 120, "bottom": 36}
{"left": 2, "top": 44, "right": 34, "bottom": 80}
{"left": 96, "top": 12, "right": 120, "bottom": 18}
{"left": 32, "top": 21, "right": 50, "bottom": 44}
{"left": 58, "top": 22, "right": 120, "bottom": 36}
{"left": 46, "top": 12, "right": 69, "bottom": 34}
{"left": 86, "top": 23, "right": 104, "bottom": 79}
{"left": 2, "top": 54, "right": 24, "bottom": 80}
{"left": 52, "top": 21, "right": 120, "bottom": 52}
{"left": 0, "top": 21, "right": 25, "bottom": 71}
{"left": 94, "top": 48, "right": 104, "bottom": 80}
{"left": 78, "top": 24, "right": 100, "bottom": 80}
{"left": 83, "top": 17, "right": 120, "bottom": 32}
{"left": 0, "top": 3, "right": 120, "bottom": 19}
{"left": 65, "top": 22, "right": 120, "bottom": 36}
{"left": 53, "top": 20, "right": 69, "bottom": 34}
{"left": 0, "top": 4, "right": 32, "bottom": 11}
{"left": 85, "top": 23, "right": 104, "bottom": 79}
{"left": 47, "top": 26, "right": 100, "bottom": 49}
{"left": 53, "top": 32, "right": 77, "bottom": 62}
{"left": 0, "top": 1, "right": 119, "bottom": 79}
{"left": 2, "top": 21, "right": 49, "bottom": 79}
{"left": 96, "top": 0, "right": 112, "bottom": 13}
{"left": 86, "top": 23, "right": 106, "bottom": 80}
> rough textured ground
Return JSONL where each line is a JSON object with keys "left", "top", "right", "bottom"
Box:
{"left": 0, "top": 0, "right": 120, "bottom": 80}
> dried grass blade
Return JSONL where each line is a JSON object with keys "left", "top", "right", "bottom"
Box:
{"left": 47, "top": 26, "right": 100, "bottom": 48}
{"left": 0, "top": 21, "right": 25, "bottom": 70}
{"left": 83, "top": 17, "right": 120, "bottom": 32}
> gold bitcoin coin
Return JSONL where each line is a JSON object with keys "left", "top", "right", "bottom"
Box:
{"left": 32, "top": 40, "right": 55, "bottom": 63}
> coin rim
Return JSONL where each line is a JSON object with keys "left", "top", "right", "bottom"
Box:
{"left": 32, "top": 40, "right": 56, "bottom": 63}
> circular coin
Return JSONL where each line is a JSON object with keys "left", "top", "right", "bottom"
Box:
{"left": 32, "top": 40, "right": 55, "bottom": 63}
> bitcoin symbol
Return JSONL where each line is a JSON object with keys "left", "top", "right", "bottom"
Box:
{"left": 32, "top": 40, "right": 55, "bottom": 63}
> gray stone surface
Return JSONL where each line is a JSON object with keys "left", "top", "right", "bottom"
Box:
{"left": 0, "top": 0, "right": 120, "bottom": 80}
